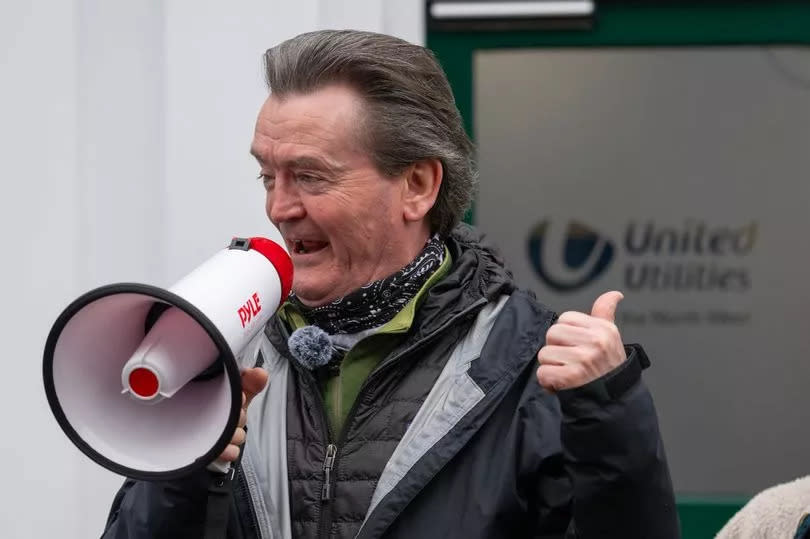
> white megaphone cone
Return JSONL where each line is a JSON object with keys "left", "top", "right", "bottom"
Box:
{"left": 42, "top": 235, "right": 293, "bottom": 481}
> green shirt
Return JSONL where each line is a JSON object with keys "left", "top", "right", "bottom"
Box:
{"left": 278, "top": 249, "right": 452, "bottom": 436}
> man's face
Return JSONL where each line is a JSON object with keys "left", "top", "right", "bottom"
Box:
{"left": 251, "top": 84, "right": 414, "bottom": 306}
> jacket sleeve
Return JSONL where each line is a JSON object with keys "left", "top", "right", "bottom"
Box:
{"left": 101, "top": 468, "right": 230, "bottom": 539}
{"left": 554, "top": 344, "right": 680, "bottom": 539}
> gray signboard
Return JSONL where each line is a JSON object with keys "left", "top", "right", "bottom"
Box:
{"left": 475, "top": 47, "right": 810, "bottom": 495}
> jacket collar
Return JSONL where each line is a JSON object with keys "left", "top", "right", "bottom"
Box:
{"left": 266, "top": 224, "right": 515, "bottom": 353}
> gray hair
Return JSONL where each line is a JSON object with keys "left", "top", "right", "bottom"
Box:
{"left": 263, "top": 30, "right": 476, "bottom": 238}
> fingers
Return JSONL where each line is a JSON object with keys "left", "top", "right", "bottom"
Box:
{"left": 218, "top": 369, "right": 268, "bottom": 464}
{"left": 545, "top": 323, "right": 592, "bottom": 346}
{"left": 537, "top": 344, "right": 579, "bottom": 366}
{"left": 557, "top": 310, "right": 600, "bottom": 327}
{"left": 548, "top": 315, "right": 621, "bottom": 355}
{"left": 220, "top": 426, "right": 248, "bottom": 461}
{"left": 231, "top": 426, "right": 246, "bottom": 446}
{"left": 219, "top": 412, "right": 250, "bottom": 463}
{"left": 220, "top": 443, "right": 241, "bottom": 462}
{"left": 537, "top": 364, "right": 584, "bottom": 393}
{"left": 219, "top": 422, "right": 249, "bottom": 463}
{"left": 589, "top": 290, "right": 624, "bottom": 322}
{"left": 537, "top": 344, "right": 605, "bottom": 383}
{"left": 535, "top": 290, "right": 628, "bottom": 391}
{"left": 242, "top": 367, "right": 269, "bottom": 408}
{"left": 556, "top": 310, "right": 618, "bottom": 333}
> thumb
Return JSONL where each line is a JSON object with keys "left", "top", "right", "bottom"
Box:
{"left": 590, "top": 290, "right": 624, "bottom": 322}
{"left": 241, "top": 367, "right": 269, "bottom": 408}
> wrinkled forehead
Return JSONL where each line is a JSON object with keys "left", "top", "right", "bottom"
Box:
{"left": 251, "top": 85, "right": 368, "bottom": 166}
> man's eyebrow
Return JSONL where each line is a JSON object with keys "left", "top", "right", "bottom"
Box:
{"left": 287, "top": 156, "right": 345, "bottom": 173}
{"left": 250, "top": 149, "right": 345, "bottom": 174}
{"left": 249, "top": 146, "right": 265, "bottom": 164}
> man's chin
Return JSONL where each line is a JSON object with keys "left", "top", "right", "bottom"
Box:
{"left": 291, "top": 281, "right": 342, "bottom": 308}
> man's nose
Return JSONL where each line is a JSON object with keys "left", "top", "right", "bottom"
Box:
{"left": 267, "top": 175, "right": 305, "bottom": 223}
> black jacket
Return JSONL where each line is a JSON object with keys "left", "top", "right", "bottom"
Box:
{"left": 102, "top": 225, "right": 679, "bottom": 539}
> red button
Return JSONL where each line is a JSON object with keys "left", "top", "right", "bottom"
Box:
{"left": 129, "top": 368, "right": 159, "bottom": 398}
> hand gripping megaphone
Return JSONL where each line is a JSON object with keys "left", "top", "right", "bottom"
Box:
{"left": 42, "top": 236, "right": 293, "bottom": 480}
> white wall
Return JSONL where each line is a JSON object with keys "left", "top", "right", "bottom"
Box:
{"left": 0, "top": 1, "right": 423, "bottom": 536}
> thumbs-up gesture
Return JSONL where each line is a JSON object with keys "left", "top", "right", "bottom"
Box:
{"left": 537, "top": 291, "right": 627, "bottom": 392}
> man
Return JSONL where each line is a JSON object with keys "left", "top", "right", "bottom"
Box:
{"left": 102, "top": 30, "right": 679, "bottom": 538}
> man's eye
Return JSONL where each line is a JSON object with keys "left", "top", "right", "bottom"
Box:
{"left": 257, "top": 173, "right": 275, "bottom": 190}
{"left": 297, "top": 173, "right": 321, "bottom": 183}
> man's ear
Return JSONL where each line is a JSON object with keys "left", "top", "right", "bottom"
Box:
{"left": 402, "top": 158, "right": 442, "bottom": 223}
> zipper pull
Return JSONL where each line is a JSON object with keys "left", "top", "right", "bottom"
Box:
{"left": 321, "top": 444, "right": 337, "bottom": 501}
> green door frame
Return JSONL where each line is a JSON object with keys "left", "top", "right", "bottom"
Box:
{"left": 427, "top": 2, "right": 810, "bottom": 538}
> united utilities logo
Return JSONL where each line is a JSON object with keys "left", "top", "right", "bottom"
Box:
{"left": 527, "top": 220, "right": 615, "bottom": 292}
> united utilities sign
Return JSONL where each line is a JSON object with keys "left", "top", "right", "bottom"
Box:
{"left": 528, "top": 219, "right": 757, "bottom": 293}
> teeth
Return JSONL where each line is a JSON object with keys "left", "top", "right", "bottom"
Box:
{"left": 294, "top": 240, "right": 307, "bottom": 254}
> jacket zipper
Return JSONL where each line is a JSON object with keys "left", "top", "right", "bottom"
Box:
{"left": 319, "top": 298, "right": 488, "bottom": 536}
{"left": 236, "top": 465, "right": 262, "bottom": 539}
{"left": 271, "top": 320, "right": 339, "bottom": 539}
{"left": 321, "top": 443, "right": 337, "bottom": 501}
{"left": 300, "top": 297, "right": 487, "bottom": 538}
{"left": 298, "top": 366, "right": 337, "bottom": 539}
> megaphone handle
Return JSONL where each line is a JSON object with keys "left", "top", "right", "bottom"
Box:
{"left": 202, "top": 431, "right": 252, "bottom": 537}
{"left": 205, "top": 457, "right": 240, "bottom": 539}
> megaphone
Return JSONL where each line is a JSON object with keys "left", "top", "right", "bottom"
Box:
{"left": 42, "top": 236, "right": 293, "bottom": 481}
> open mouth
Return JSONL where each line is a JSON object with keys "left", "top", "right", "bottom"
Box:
{"left": 291, "top": 239, "right": 328, "bottom": 255}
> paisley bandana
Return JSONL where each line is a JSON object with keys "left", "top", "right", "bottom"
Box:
{"left": 290, "top": 236, "right": 445, "bottom": 334}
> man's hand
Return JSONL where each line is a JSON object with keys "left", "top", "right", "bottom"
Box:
{"left": 537, "top": 291, "right": 627, "bottom": 392}
{"left": 218, "top": 367, "right": 268, "bottom": 462}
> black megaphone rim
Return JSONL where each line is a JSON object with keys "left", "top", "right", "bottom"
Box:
{"left": 42, "top": 282, "right": 242, "bottom": 481}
